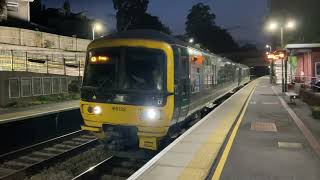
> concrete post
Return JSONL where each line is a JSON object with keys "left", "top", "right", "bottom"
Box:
{"left": 46, "top": 55, "right": 49, "bottom": 74}
{"left": 78, "top": 55, "right": 81, "bottom": 77}
{"left": 10, "top": 50, "right": 14, "bottom": 71}
{"left": 63, "top": 55, "right": 66, "bottom": 75}
{"left": 285, "top": 58, "right": 288, "bottom": 92}
{"left": 25, "top": 52, "right": 28, "bottom": 72}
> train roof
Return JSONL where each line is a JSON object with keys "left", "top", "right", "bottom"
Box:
{"left": 100, "top": 29, "right": 188, "bottom": 46}
{"left": 93, "top": 30, "right": 247, "bottom": 67}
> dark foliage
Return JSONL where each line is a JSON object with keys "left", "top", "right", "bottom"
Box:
{"left": 186, "top": 3, "right": 238, "bottom": 53}
{"left": 29, "top": 0, "right": 93, "bottom": 39}
{"left": 68, "top": 79, "right": 82, "bottom": 93}
{"left": 240, "top": 43, "right": 258, "bottom": 51}
{"left": 112, "top": 0, "right": 171, "bottom": 34}
{"left": 269, "top": 0, "right": 320, "bottom": 44}
{"left": 0, "top": 0, "right": 5, "bottom": 14}
{"left": 63, "top": 0, "right": 71, "bottom": 15}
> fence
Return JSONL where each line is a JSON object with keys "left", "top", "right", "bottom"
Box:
{"left": 0, "top": 26, "right": 91, "bottom": 51}
{"left": 292, "top": 75, "right": 320, "bottom": 86}
{"left": 8, "top": 76, "right": 69, "bottom": 99}
{"left": 0, "top": 49, "right": 86, "bottom": 77}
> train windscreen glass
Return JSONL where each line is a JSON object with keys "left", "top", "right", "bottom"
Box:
{"left": 83, "top": 47, "right": 165, "bottom": 92}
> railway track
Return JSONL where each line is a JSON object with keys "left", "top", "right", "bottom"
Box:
{"left": 0, "top": 130, "right": 98, "bottom": 180}
{"left": 72, "top": 156, "right": 148, "bottom": 180}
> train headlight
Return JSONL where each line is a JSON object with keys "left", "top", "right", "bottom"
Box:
{"left": 88, "top": 106, "right": 102, "bottom": 115}
{"left": 93, "top": 106, "right": 102, "bottom": 115}
{"left": 141, "top": 108, "right": 160, "bottom": 121}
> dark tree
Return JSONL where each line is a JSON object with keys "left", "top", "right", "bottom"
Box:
{"left": 186, "top": 3, "right": 216, "bottom": 34}
{"left": 112, "top": 0, "right": 171, "bottom": 34}
{"left": 240, "top": 43, "right": 258, "bottom": 51}
{"left": 112, "top": 0, "right": 149, "bottom": 31}
{"left": 129, "top": 13, "right": 171, "bottom": 34}
{"left": 30, "top": 0, "right": 42, "bottom": 21}
{"left": 63, "top": 0, "right": 71, "bottom": 15}
{"left": 0, "top": 0, "right": 6, "bottom": 14}
{"left": 0, "top": 0, "right": 7, "bottom": 22}
{"left": 186, "top": 3, "right": 238, "bottom": 53}
{"left": 269, "top": 0, "right": 320, "bottom": 44}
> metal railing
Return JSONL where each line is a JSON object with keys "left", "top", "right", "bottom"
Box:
{"left": 0, "top": 50, "right": 86, "bottom": 77}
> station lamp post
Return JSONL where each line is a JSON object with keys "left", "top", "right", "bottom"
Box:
{"left": 189, "top": 38, "right": 194, "bottom": 44}
{"left": 266, "top": 44, "right": 273, "bottom": 83}
{"left": 267, "top": 20, "right": 296, "bottom": 48}
{"left": 267, "top": 19, "right": 296, "bottom": 92}
{"left": 92, "top": 23, "right": 103, "bottom": 40}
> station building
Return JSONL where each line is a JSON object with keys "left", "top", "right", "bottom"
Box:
{"left": 286, "top": 44, "right": 320, "bottom": 85}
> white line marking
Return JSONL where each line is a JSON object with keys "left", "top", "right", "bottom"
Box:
{"left": 249, "top": 101, "right": 256, "bottom": 104}
{"left": 262, "top": 102, "right": 279, "bottom": 105}
{"left": 128, "top": 81, "right": 257, "bottom": 180}
{"left": 278, "top": 142, "right": 303, "bottom": 149}
{"left": 272, "top": 86, "right": 320, "bottom": 157}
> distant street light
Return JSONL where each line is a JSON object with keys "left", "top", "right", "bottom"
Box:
{"left": 265, "top": 44, "right": 272, "bottom": 52}
{"left": 286, "top": 20, "right": 296, "bottom": 29}
{"left": 189, "top": 38, "right": 194, "bottom": 43}
{"left": 267, "top": 19, "right": 297, "bottom": 92}
{"left": 268, "top": 22, "right": 278, "bottom": 31}
{"left": 92, "top": 23, "right": 103, "bottom": 40}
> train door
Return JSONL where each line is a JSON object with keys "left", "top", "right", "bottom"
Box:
{"left": 238, "top": 66, "right": 242, "bottom": 86}
{"left": 172, "top": 46, "right": 190, "bottom": 124}
{"left": 179, "top": 47, "right": 190, "bottom": 122}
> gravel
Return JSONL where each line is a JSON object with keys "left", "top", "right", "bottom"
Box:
{"left": 27, "top": 145, "right": 110, "bottom": 180}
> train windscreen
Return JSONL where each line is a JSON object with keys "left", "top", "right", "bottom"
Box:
{"left": 83, "top": 47, "right": 165, "bottom": 92}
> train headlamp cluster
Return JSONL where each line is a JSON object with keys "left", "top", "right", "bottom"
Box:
{"left": 141, "top": 108, "right": 160, "bottom": 122}
{"left": 88, "top": 106, "right": 102, "bottom": 115}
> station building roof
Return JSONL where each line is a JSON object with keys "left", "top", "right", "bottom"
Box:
{"left": 285, "top": 44, "right": 320, "bottom": 49}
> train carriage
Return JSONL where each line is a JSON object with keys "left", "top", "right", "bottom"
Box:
{"left": 80, "top": 30, "right": 250, "bottom": 151}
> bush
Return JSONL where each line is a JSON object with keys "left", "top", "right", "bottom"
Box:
{"left": 68, "top": 79, "right": 81, "bottom": 93}
{"left": 300, "top": 88, "right": 320, "bottom": 106}
{"left": 312, "top": 106, "right": 320, "bottom": 120}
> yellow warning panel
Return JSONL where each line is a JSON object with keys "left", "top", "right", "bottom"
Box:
{"left": 178, "top": 168, "right": 206, "bottom": 180}
{"left": 139, "top": 136, "right": 157, "bottom": 150}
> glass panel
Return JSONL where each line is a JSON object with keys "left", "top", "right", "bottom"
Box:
{"left": 120, "top": 48, "right": 165, "bottom": 91}
{"left": 32, "top": 77, "right": 42, "bottom": 95}
{"left": 43, "top": 77, "right": 52, "bottom": 95}
{"left": 61, "top": 78, "right": 68, "bottom": 93}
{"left": 316, "top": 63, "right": 320, "bottom": 76}
{"left": 52, "top": 77, "right": 60, "bottom": 94}
{"left": 83, "top": 47, "right": 165, "bottom": 92}
{"left": 9, "top": 79, "right": 20, "bottom": 98}
{"left": 21, "top": 78, "right": 32, "bottom": 97}
{"left": 83, "top": 48, "right": 119, "bottom": 88}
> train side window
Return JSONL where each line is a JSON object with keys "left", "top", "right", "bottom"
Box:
{"left": 206, "top": 57, "right": 213, "bottom": 88}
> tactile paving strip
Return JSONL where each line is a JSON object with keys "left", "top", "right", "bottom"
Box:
{"left": 251, "top": 122, "right": 277, "bottom": 132}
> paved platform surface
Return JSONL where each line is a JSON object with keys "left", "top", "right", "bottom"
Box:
{"left": 218, "top": 77, "right": 320, "bottom": 180}
{"left": 129, "top": 79, "right": 258, "bottom": 180}
{"left": 129, "top": 77, "right": 320, "bottom": 180}
{"left": 0, "top": 100, "right": 79, "bottom": 124}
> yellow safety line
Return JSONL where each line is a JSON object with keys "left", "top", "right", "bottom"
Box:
{"left": 211, "top": 84, "right": 257, "bottom": 180}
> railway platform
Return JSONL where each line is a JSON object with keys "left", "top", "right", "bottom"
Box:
{"left": 0, "top": 100, "right": 79, "bottom": 124}
{"left": 129, "top": 77, "right": 320, "bottom": 180}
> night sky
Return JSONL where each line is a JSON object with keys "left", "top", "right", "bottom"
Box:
{"left": 42, "top": 0, "right": 268, "bottom": 46}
